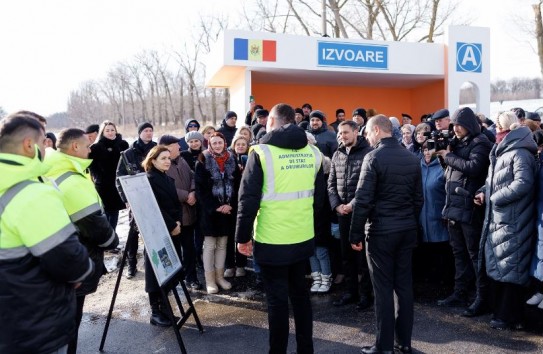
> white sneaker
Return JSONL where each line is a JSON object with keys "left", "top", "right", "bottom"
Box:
{"left": 526, "top": 292, "right": 543, "bottom": 305}
{"left": 318, "top": 274, "right": 332, "bottom": 293}
{"left": 310, "top": 272, "right": 321, "bottom": 293}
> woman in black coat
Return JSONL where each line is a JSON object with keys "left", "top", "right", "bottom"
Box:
{"left": 195, "top": 132, "right": 241, "bottom": 294}
{"left": 142, "top": 145, "right": 182, "bottom": 327}
{"left": 89, "top": 121, "right": 129, "bottom": 229}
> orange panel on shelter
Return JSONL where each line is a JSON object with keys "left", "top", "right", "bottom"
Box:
{"left": 251, "top": 81, "right": 445, "bottom": 125}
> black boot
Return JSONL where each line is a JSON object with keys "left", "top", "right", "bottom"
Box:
{"left": 149, "top": 292, "right": 172, "bottom": 327}
{"left": 462, "top": 296, "right": 489, "bottom": 317}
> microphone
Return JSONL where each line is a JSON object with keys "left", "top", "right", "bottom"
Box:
{"left": 455, "top": 187, "right": 471, "bottom": 198}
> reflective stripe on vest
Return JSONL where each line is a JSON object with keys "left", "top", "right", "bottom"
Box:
{"left": 252, "top": 143, "right": 322, "bottom": 245}
{"left": 0, "top": 180, "right": 35, "bottom": 259}
{"left": 258, "top": 144, "right": 322, "bottom": 202}
{"left": 55, "top": 171, "right": 102, "bottom": 222}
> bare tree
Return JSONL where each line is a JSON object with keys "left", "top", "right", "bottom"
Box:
{"left": 534, "top": 1, "right": 543, "bottom": 77}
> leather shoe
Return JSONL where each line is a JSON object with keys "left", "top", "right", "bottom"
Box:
{"left": 360, "top": 345, "right": 393, "bottom": 354}
{"left": 437, "top": 291, "right": 468, "bottom": 307}
{"left": 333, "top": 293, "right": 357, "bottom": 307}
{"left": 394, "top": 344, "right": 413, "bottom": 354}
{"left": 150, "top": 311, "right": 172, "bottom": 327}
{"left": 356, "top": 296, "right": 373, "bottom": 311}
{"left": 489, "top": 319, "right": 523, "bottom": 331}
{"left": 461, "top": 297, "right": 489, "bottom": 317}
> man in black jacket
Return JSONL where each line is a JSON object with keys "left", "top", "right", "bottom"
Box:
{"left": 435, "top": 107, "right": 493, "bottom": 317}
{"left": 236, "top": 103, "right": 326, "bottom": 354}
{"left": 328, "top": 120, "right": 373, "bottom": 310}
{"left": 350, "top": 115, "right": 423, "bottom": 354}
{"left": 116, "top": 122, "right": 157, "bottom": 278}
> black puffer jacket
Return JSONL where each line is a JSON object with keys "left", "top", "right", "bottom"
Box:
{"left": 479, "top": 126, "right": 537, "bottom": 285}
{"left": 350, "top": 137, "right": 423, "bottom": 244}
{"left": 217, "top": 119, "right": 237, "bottom": 146}
{"left": 115, "top": 138, "right": 157, "bottom": 203}
{"left": 442, "top": 119, "right": 492, "bottom": 223}
{"left": 328, "top": 137, "right": 372, "bottom": 211}
{"left": 89, "top": 134, "right": 129, "bottom": 212}
{"left": 308, "top": 124, "right": 338, "bottom": 158}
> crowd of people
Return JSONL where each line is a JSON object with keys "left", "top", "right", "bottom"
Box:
{"left": 2, "top": 102, "right": 543, "bottom": 353}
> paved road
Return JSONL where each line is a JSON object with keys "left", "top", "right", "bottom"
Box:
{"left": 78, "top": 264, "right": 543, "bottom": 354}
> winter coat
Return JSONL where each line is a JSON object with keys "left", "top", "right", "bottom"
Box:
{"left": 530, "top": 154, "right": 543, "bottom": 281}
{"left": 195, "top": 150, "right": 240, "bottom": 237}
{"left": 0, "top": 153, "right": 93, "bottom": 354}
{"left": 217, "top": 119, "right": 238, "bottom": 146}
{"left": 165, "top": 156, "right": 197, "bottom": 227}
{"left": 180, "top": 148, "right": 201, "bottom": 171}
{"left": 179, "top": 119, "right": 201, "bottom": 151}
{"left": 115, "top": 138, "right": 157, "bottom": 203}
{"left": 420, "top": 156, "right": 448, "bottom": 243}
{"left": 89, "top": 134, "right": 129, "bottom": 212}
{"left": 350, "top": 137, "right": 423, "bottom": 244}
{"left": 308, "top": 124, "right": 338, "bottom": 158}
{"left": 328, "top": 137, "right": 373, "bottom": 211}
{"left": 442, "top": 119, "right": 493, "bottom": 224}
{"left": 147, "top": 168, "right": 183, "bottom": 234}
{"left": 479, "top": 126, "right": 538, "bottom": 285}
{"left": 235, "top": 123, "right": 326, "bottom": 266}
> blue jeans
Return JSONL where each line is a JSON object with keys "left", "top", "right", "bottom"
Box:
{"left": 309, "top": 246, "right": 331, "bottom": 275}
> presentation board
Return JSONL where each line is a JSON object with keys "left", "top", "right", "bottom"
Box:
{"left": 119, "top": 173, "right": 182, "bottom": 286}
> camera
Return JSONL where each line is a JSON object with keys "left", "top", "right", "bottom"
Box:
{"left": 424, "top": 130, "right": 451, "bottom": 151}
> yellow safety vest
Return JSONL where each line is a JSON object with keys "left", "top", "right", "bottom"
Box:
{"left": 0, "top": 152, "right": 76, "bottom": 260}
{"left": 251, "top": 144, "right": 322, "bottom": 245}
{"left": 43, "top": 149, "right": 103, "bottom": 223}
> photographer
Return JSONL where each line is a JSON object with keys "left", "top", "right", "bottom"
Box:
{"left": 434, "top": 107, "right": 493, "bottom": 318}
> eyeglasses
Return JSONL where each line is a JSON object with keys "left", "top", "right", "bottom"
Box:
{"left": 188, "top": 123, "right": 198, "bottom": 127}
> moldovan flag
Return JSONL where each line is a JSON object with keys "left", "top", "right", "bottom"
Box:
{"left": 234, "top": 38, "right": 276, "bottom": 62}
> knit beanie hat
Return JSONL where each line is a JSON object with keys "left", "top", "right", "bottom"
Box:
{"left": 225, "top": 111, "right": 238, "bottom": 120}
{"left": 309, "top": 110, "right": 326, "bottom": 122}
{"left": 295, "top": 108, "right": 304, "bottom": 116}
{"left": 185, "top": 131, "right": 205, "bottom": 144}
{"left": 352, "top": 108, "right": 367, "bottom": 119}
{"left": 137, "top": 122, "right": 154, "bottom": 135}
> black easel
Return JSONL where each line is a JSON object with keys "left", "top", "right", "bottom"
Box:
{"left": 99, "top": 244, "right": 203, "bottom": 353}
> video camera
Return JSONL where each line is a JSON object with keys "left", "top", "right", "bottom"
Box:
{"left": 424, "top": 130, "right": 452, "bottom": 151}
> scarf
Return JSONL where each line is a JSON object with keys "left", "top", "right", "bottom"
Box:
{"left": 204, "top": 150, "right": 236, "bottom": 204}
{"left": 496, "top": 130, "right": 510, "bottom": 144}
{"left": 209, "top": 150, "right": 230, "bottom": 173}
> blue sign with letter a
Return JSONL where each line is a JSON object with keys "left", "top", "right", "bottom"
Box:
{"left": 456, "top": 43, "right": 482, "bottom": 73}
{"left": 318, "top": 41, "right": 388, "bottom": 70}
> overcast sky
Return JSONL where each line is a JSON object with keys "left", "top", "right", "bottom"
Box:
{"left": 0, "top": 0, "right": 540, "bottom": 116}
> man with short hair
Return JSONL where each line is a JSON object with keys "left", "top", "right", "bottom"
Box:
{"left": 299, "top": 103, "right": 313, "bottom": 130}
{"left": 218, "top": 111, "right": 238, "bottom": 146}
{"left": 435, "top": 107, "right": 493, "bottom": 317}
{"left": 308, "top": 110, "right": 338, "bottom": 158}
{"left": 350, "top": 115, "right": 423, "bottom": 354}
{"left": 116, "top": 122, "right": 157, "bottom": 278}
{"left": 0, "top": 113, "right": 93, "bottom": 354}
{"left": 236, "top": 103, "right": 325, "bottom": 354}
{"left": 329, "top": 108, "right": 346, "bottom": 133}
{"left": 329, "top": 120, "right": 373, "bottom": 310}
{"left": 352, "top": 108, "right": 367, "bottom": 128}
{"left": 44, "top": 128, "right": 119, "bottom": 354}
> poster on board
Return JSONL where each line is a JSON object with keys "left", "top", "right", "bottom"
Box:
{"left": 119, "top": 173, "right": 182, "bottom": 286}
